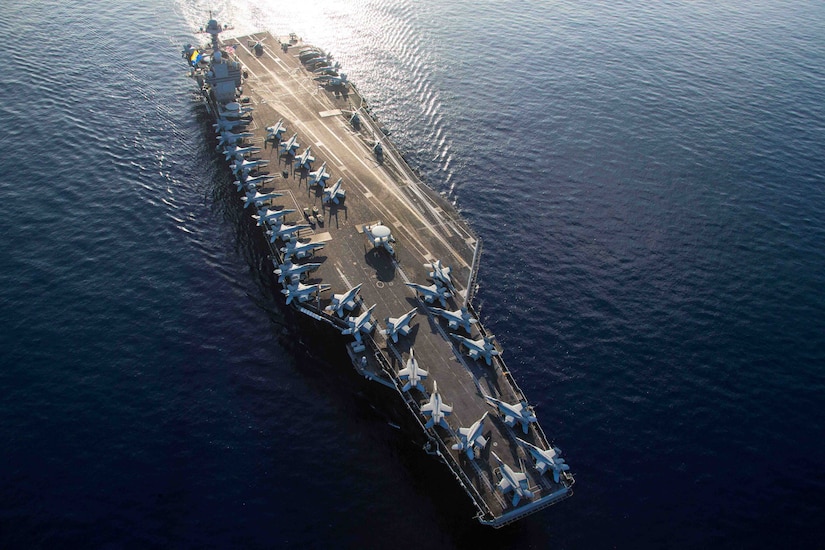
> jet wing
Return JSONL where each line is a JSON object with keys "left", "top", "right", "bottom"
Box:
{"left": 498, "top": 477, "right": 513, "bottom": 492}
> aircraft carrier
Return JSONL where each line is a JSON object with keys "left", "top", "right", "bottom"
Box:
{"left": 181, "top": 15, "right": 574, "bottom": 527}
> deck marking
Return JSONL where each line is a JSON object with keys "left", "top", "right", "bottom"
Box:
{"left": 335, "top": 264, "right": 354, "bottom": 289}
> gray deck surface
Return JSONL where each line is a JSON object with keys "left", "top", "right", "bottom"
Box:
{"left": 210, "top": 33, "right": 572, "bottom": 523}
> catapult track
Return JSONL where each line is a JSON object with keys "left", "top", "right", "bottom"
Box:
{"left": 184, "top": 24, "right": 573, "bottom": 527}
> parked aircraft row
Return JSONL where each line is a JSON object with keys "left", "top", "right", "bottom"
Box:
{"left": 298, "top": 47, "right": 348, "bottom": 89}
{"left": 406, "top": 259, "right": 503, "bottom": 366}
{"left": 392, "top": 339, "right": 564, "bottom": 506}
{"left": 210, "top": 103, "right": 335, "bottom": 311}
{"left": 271, "top": 127, "right": 347, "bottom": 206}
{"left": 392, "top": 259, "right": 570, "bottom": 505}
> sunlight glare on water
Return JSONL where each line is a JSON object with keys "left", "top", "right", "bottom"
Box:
{"left": 0, "top": 0, "right": 823, "bottom": 546}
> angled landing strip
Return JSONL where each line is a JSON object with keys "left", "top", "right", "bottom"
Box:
{"left": 184, "top": 22, "right": 573, "bottom": 526}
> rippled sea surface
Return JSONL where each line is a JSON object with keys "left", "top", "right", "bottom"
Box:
{"left": 2, "top": 0, "right": 824, "bottom": 547}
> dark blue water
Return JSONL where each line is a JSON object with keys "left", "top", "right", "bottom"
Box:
{"left": 2, "top": 0, "right": 824, "bottom": 547}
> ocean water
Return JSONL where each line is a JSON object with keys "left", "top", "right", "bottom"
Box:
{"left": 1, "top": 0, "right": 824, "bottom": 547}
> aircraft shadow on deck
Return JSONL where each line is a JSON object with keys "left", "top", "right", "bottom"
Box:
{"left": 385, "top": 325, "right": 420, "bottom": 357}
{"left": 363, "top": 248, "right": 396, "bottom": 282}
{"left": 326, "top": 204, "right": 347, "bottom": 229}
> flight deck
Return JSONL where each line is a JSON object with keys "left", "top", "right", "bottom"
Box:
{"left": 183, "top": 21, "right": 573, "bottom": 527}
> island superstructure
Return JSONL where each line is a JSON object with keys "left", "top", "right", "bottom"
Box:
{"left": 181, "top": 15, "right": 574, "bottom": 527}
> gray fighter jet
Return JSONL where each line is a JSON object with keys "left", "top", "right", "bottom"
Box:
{"left": 451, "top": 412, "right": 489, "bottom": 460}
{"left": 282, "top": 281, "right": 331, "bottom": 305}
{"left": 325, "top": 283, "right": 363, "bottom": 318}
{"left": 406, "top": 282, "right": 451, "bottom": 307}
{"left": 242, "top": 190, "right": 283, "bottom": 209}
{"left": 308, "top": 161, "right": 330, "bottom": 187}
{"left": 421, "top": 380, "right": 452, "bottom": 430}
{"left": 252, "top": 207, "right": 295, "bottom": 226}
{"left": 451, "top": 334, "right": 500, "bottom": 365}
{"left": 280, "top": 133, "right": 300, "bottom": 155}
{"left": 322, "top": 178, "right": 346, "bottom": 204}
{"left": 294, "top": 146, "right": 315, "bottom": 170}
{"left": 382, "top": 308, "right": 417, "bottom": 343}
{"left": 281, "top": 240, "right": 325, "bottom": 260}
{"left": 430, "top": 306, "right": 476, "bottom": 333}
{"left": 274, "top": 260, "right": 322, "bottom": 284}
{"left": 342, "top": 304, "right": 377, "bottom": 344}
{"left": 398, "top": 349, "right": 428, "bottom": 393}
{"left": 491, "top": 452, "right": 534, "bottom": 507}
{"left": 516, "top": 438, "right": 570, "bottom": 483}
{"left": 484, "top": 396, "right": 537, "bottom": 435}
